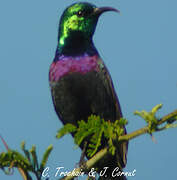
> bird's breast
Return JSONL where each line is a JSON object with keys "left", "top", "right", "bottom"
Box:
{"left": 49, "top": 54, "right": 102, "bottom": 82}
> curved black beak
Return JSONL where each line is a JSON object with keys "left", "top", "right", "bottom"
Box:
{"left": 93, "top": 7, "right": 120, "bottom": 16}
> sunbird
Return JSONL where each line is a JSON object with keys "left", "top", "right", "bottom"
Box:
{"left": 49, "top": 2, "right": 128, "bottom": 179}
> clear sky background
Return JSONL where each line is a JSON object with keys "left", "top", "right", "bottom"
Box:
{"left": 0, "top": 0, "right": 176, "bottom": 179}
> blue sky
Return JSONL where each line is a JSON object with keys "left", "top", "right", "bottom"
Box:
{"left": 0, "top": 0, "right": 176, "bottom": 179}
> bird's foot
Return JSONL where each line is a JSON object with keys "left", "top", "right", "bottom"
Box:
{"left": 79, "top": 142, "right": 87, "bottom": 165}
{"left": 75, "top": 141, "right": 87, "bottom": 169}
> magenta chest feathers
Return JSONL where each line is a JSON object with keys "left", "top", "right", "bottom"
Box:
{"left": 49, "top": 54, "right": 100, "bottom": 81}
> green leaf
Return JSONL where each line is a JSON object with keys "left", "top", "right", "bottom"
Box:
{"left": 0, "top": 150, "right": 32, "bottom": 172}
{"left": 29, "top": 145, "right": 38, "bottom": 170}
{"left": 57, "top": 115, "right": 128, "bottom": 158}
{"left": 87, "top": 126, "right": 104, "bottom": 157}
{"left": 40, "top": 144, "right": 53, "bottom": 171}
{"left": 56, "top": 124, "right": 77, "bottom": 139}
{"left": 21, "top": 141, "right": 31, "bottom": 162}
{"left": 134, "top": 104, "right": 162, "bottom": 134}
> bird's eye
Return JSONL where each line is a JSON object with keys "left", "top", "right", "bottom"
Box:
{"left": 77, "top": 10, "right": 84, "bottom": 17}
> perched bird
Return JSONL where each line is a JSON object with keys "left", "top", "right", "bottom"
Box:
{"left": 49, "top": 2, "right": 128, "bottom": 180}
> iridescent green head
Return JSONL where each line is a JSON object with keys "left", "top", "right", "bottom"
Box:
{"left": 57, "top": 2, "right": 119, "bottom": 55}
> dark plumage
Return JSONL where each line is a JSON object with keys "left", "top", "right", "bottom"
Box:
{"left": 49, "top": 2, "right": 128, "bottom": 180}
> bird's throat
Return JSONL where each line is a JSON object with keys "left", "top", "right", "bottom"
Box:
{"left": 58, "top": 31, "right": 97, "bottom": 56}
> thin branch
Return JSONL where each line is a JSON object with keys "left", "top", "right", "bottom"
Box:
{"left": 59, "top": 148, "right": 108, "bottom": 180}
{"left": 119, "top": 108, "right": 177, "bottom": 141}
{"left": 158, "top": 109, "right": 177, "bottom": 125}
